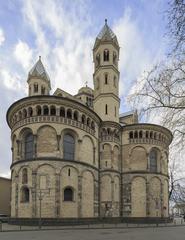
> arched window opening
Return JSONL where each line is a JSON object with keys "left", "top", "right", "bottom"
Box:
{"left": 105, "top": 74, "right": 108, "bottom": 84}
{"left": 22, "top": 168, "right": 28, "bottom": 184}
{"left": 134, "top": 131, "right": 138, "bottom": 138}
{"left": 23, "top": 109, "right": 27, "bottom": 118}
{"left": 146, "top": 131, "right": 149, "bottom": 138}
{"left": 25, "top": 133, "right": 34, "bottom": 160}
{"left": 87, "top": 118, "right": 90, "bottom": 127}
{"left": 149, "top": 149, "right": 158, "bottom": 172}
{"left": 21, "top": 187, "right": 30, "bottom": 203}
{"left": 73, "top": 111, "right": 78, "bottom": 121}
{"left": 18, "top": 111, "right": 22, "bottom": 120}
{"left": 96, "top": 53, "right": 100, "bottom": 67}
{"left": 28, "top": 107, "right": 33, "bottom": 117}
{"left": 105, "top": 104, "right": 108, "bottom": 115}
{"left": 114, "top": 76, "right": 116, "bottom": 87}
{"left": 50, "top": 106, "right": 56, "bottom": 116}
{"left": 129, "top": 131, "right": 133, "bottom": 139}
{"left": 67, "top": 109, "right": 72, "bottom": 119}
{"left": 63, "top": 134, "right": 75, "bottom": 160}
{"left": 113, "top": 51, "right": 117, "bottom": 65}
{"left": 91, "top": 121, "right": 95, "bottom": 130}
{"left": 150, "top": 131, "right": 153, "bottom": 139}
{"left": 81, "top": 115, "right": 86, "bottom": 124}
{"left": 64, "top": 187, "right": 73, "bottom": 201}
{"left": 154, "top": 132, "right": 157, "bottom": 140}
{"left": 36, "top": 106, "right": 41, "bottom": 116}
{"left": 60, "top": 107, "right": 65, "bottom": 117}
{"left": 159, "top": 134, "right": 161, "bottom": 140}
{"left": 41, "top": 86, "right": 45, "bottom": 95}
{"left": 107, "top": 128, "right": 111, "bottom": 135}
{"left": 43, "top": 106, "right": 49, "bottom": 115}
{"left": 104, "top": 49, "right": 109, "bottom": 61}
{"left": 34, "top": 83, "right": 38, "bottom": 93}
{"left": 139, "top": 131, "right": 143, "bottom": 138}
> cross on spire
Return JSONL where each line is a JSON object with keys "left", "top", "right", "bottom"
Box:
{"left": 85, "top": 81, "right": 88, "bottom": 87}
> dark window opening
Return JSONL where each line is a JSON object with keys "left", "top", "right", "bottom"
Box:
{"left": 60, "top": 107, "right": 65, "bottom": 117}
{"left": 50, "top": 106, "right": 56, "bottom": 116}
{"left": 67, "top": 109, "right": 72, "bottom": 119}
{"left": 64, "top": 187, "right": 73, "bottom": 201}
{"left": 105, "top": 104, "right": 108, "bottom": 115}
{"left": 22, "top": 168, "right": 28, "bottom": 184}
{"left": 34, "top": 84, "right": 38, "bottom": 93}
{"left": 21, "top": 187, "right": 30, "bottom": 203}
{"left": 43, "top": 106, "right": 49, "bottom": 115}
{"left": 25, "top": 133, "right": 34, "bottom": 160}
{"left": 63, "top": 134, "right": 75, "bottom": 160}
{"left": 104, "top": 49, "right": 109, "bottom": 61}
{"left": 105, "top": 74, "right": 108, "bottom": 84}
{"left": 149, "top": 149, "right": 157, "bottom": 172}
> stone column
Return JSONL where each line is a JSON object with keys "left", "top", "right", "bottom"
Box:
{"left": 16, "top": 140, "right": 20, "bottom": 159}
{"left": 146, "top": 153, "right": 149, "bottom": 170}
{"left": 33, "top": 135, "right": 37, "bottom": 158}
{"left": 15, "top": 175, "right": 19, "bottom": 217}
{"left": 94, "top": 179, "right": 99, "bottom": 217}
{"left": 78, "top": 175, "right": 82, "bottom": 218}
{"left": 32, "top": 171, "right": 37, "bottom": 217}
{"left": 111, "top": 150, "right": 114, "bottom": 169}
{"left": 146, "top": 182, "right": 150, "bottom": 216}
{"left": 77, "top": 139, "right": 82, "bottom": 161}
{"left": 57, "top": 135, "right": 61, "bottom": 151}
{"left": 161, "top": 182, "right": 164, "bottom": 217}
{"left": 93, "top": 147, "right": 96, "bottom": 164}
{"left": 55, "top": 172, "right": 60, "bottom": 218}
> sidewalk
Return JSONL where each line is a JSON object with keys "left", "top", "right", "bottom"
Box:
{"left": 1, "top": 219, "right": 185, "bottom": 232}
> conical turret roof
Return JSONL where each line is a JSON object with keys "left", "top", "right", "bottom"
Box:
{"left": 28, "top": 56, "right": 51, "bottom": 87}
{"left": 93, "top": 19, "right": 119, "bottom": 49}
{"left": 97, "top": 19, "right": 116, "bottom": 40}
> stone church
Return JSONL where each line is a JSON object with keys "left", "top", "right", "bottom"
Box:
{"left": 7, "top": 20, "right": 172, "bottom": 220}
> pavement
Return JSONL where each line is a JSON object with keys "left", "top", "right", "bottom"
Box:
{"left": 1, "top": 226, "right": 185, "bottom": 240}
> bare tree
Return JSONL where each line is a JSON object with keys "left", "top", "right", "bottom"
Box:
{"left": 128, "top": 0, "right": 185, "bottom": 202}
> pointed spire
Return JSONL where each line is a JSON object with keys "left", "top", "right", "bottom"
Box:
{"left": 97, "top": 19, "right": 116, "bottom": 40}
{"left": 28, "top": 56, "right": 50, "bottom": 86}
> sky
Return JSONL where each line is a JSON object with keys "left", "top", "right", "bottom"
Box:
{"left": 0, "top": 0, "right": 169, "bottom": 177}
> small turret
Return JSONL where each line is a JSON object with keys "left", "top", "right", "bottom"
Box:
{"left": 27, "top": 56, "right": 51, "bottom": 96}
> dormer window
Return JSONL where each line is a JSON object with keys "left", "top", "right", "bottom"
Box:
{"left": 34, "top": 84, "right": 38, "bottom": 93}
{"left": 104, "top": 49, "right": 109, "bottom": 61}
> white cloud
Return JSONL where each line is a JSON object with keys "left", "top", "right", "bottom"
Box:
{"left": 0, "top": 28, "right": 5, "bottom": 46}
{"left": 14, "top": 40, "right": 33, "bottom": 70}
{"left": 22, "top": 0, "right": 94, "bottom": 95}
{"left": 113, "top": 7, "right": 166, "bottom": 110}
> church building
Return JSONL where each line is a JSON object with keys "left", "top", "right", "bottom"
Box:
{"left": 7, "top": 20, "right": 172, "bottom": 220}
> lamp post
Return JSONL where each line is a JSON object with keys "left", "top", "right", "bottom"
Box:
{"left": 31, "top": 188, "right": 51, "bottom": 229}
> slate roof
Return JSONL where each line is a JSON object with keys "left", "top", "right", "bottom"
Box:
{"left": 28, "top": 56, "right": 50, "bottom": 84}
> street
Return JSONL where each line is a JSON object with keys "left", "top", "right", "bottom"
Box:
{"left": 1, "top": 226, "right": 185, "bottom": 240}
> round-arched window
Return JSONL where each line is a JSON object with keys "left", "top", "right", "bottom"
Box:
{"left": 149, "top": 149, "right": 157, "bottom": 172}
{"left": 25, "top": 133, "right": 34, "bottom": 160}
{"left": 64, "top": 187, "right": 73, "bottom": 201}
{"left": 63, "top": 134, "right": 75, "bottom": 160}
